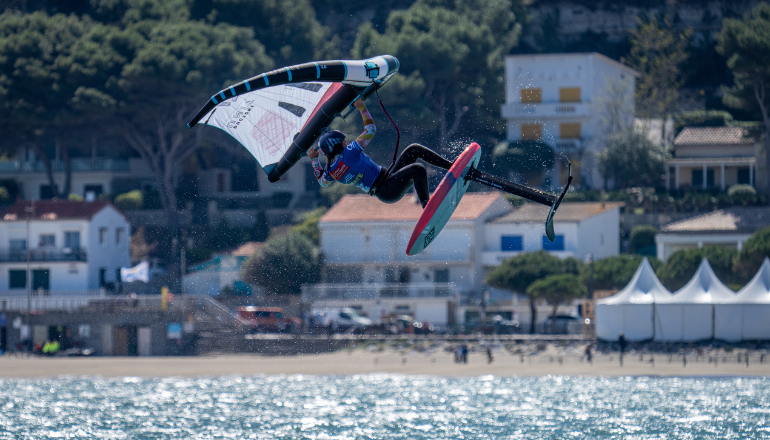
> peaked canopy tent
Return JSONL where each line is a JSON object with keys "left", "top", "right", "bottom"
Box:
{"left": 654, "top": 258, "right": 737, "bottom": 342}
{"left": 714, "top": 257, "right": 770, "bottom": 342}
{"left": 595, "top": 258, "right": 673, "bottom": 341}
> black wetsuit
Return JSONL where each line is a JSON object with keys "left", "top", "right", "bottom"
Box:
{"left": 371, "top": 143, "right": 453, "bottom": 208}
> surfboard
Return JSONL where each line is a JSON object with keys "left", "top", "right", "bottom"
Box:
{"left": 406, "top": 142, "right": 482, "bottom": 256}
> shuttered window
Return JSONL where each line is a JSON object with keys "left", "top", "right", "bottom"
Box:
{"left": 520, "top": 88, "right": 542, "bottom": 103}
{"left": 521, "top": 124, "right": 543, "bottom": 141}
{"left": 559, "top": 123, "right": 581, "bottom": 139}
{"left": 559, "top": 87, "right": 581, "bottom": 103}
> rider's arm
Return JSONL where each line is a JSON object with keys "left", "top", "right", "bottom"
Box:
{"left": 311, "top": 155, "right": 334, "bottom": 188}
{"left": 353, "top": 98, "right": 376, "bottom": 149}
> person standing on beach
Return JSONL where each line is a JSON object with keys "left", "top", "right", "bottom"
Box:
{"left": 486, "top": 347, "right": 493, "bottom": 364}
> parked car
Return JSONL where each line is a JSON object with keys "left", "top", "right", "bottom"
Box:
{"left": 313, "top": 308, "right": 373, "bottom": 333}
{"left": 543, "top": 315, "right": 581, "bottom": 335}
{"left": 237, "top": 306, "right": 301, "bottom": 333}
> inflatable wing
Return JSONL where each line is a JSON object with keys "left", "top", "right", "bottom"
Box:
{"left": 188, "top": 56, "right": 399, "bottom": 182}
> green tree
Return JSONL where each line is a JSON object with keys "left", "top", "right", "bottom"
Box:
{"left": 673, "top": 110, "right": 734, "bottom": 136}
{"left": 74, "top": 2, "right": 273, "bottom": 229}
{"left": 352, "top": 0, "right": 521, "bottom": 152}
{"left": 734, "top": 226, "right": 770, "bottom": 280}
{"left": 624, "top": 15, "right": 691, "bottom": 119}
{"left": 526, "top": 273, "right": 587, "bottom": 320}
{"left": 290, "top": 207, "right": 327, "bottom": 246}
{"left": 598, "top": 128, "right": 667, "bottom": 188}
{"left": 579, "top": 255, "right": 664, "bottom": 291}
{"left": 0, "top": 11, "right": 98, "bottom": 198}
{"left": 250, "top": 210, "right": 270, "bottom": 242}
{"left": 190, "top": 0, "right": 338, "bottom": 64}
{"left": 658, "top": 246, "right": 742, "bottom": 292}
{"left": 629, "top": 225, "right": 658, "bottom": 255}
{"left": 491, "top": 140, "right": 554, "bottom": 181}
{"left": 486, "top": 251, "right": 580, "bottom": 334}
{"left": 717, "top": 4, "right": 770, "bottom": 195}
{"left": 241, "top": 231, "right": 323, "bottom": 295}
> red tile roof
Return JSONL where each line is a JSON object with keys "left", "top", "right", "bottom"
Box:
{"left": 321, "top": 192, "right": 507, "bottom": 223}
{"left": 1, "top": 200, "right": 118, "bottom": 221}
{"left": 674, "top": 127, "right": 756, "bottom": 146}
{"left": 491, "top": 202, "right": 624, "bottom": 223}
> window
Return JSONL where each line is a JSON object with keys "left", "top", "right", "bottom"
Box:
{"left": 737, "top": 167, "right": 751, "bottom": 185}
{"left": 39, "top": 234, "right": 55, "bottom": 248}
{"left": 32, "top": 269, "right": 49, "bottom": 291}
{"left": 99, "top": 228, "right": 107, "bottom": 245}
{"left": 501, "top": 235, "right": 524, "bottom": 251}
{"left": 84, "top": 184, "right": 103, "bottom": 199}
{"left": 9, "top": 270, "right": 26, "bottom": 289}
{"left": 691, "top": 169, "right": 714, "bottom": 187}
{"left": 116, "top": 228, "right": 124, "bottom": 245}
{"left": 559, "top": 87, "right": 581, "bottom": 103}
{"left": 521, "top": 123, "right": 543, "bottom": 141}
{"left": 9, "top": 239, "right": 26, "bottom": 251}
{"left": 434, "top": 268, "right": 450, "bottom": 283}
{"left": 399, "top": 267, "right": 411, "bottom": 283}
{"left": 520, "top": 88, "right": 542, "bottom": 103}
{"left": 559, "top": 123, "right": 581, "bottom": 139}
{"left": 64, "top": 231, "right": 81, "bottom": 250}
{"left": 115, "top": 268, "right": 121, "bottom": 283}
{"left": 99, "top": 268, "right": 107, "bottom": 287}
{"left": 384, "top": 267, "right": 396, "bottom": 283}
{"left": 39, "top": 185, "right": 55, "bottom": 200}
{"left": 542, "top": 234, "right": 565, "bottom": 251}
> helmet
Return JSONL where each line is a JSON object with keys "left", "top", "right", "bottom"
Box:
{"left": 318, "top": 130, "right": 346, "bottom": 156}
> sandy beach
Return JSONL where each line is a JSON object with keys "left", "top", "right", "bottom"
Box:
{"left": 1, "top": 350, "right": 769, "bottom": 378}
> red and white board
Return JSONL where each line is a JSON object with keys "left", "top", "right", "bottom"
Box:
{"left": 406, "top": 142, "right": 482, "bottom": 256}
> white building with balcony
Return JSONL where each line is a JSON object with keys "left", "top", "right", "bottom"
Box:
{"left": 318, "top": 192, "right": 513, "bottom": 296}
{"left": 0, "top": 200, "right": 130, "bottom": 293}
{"left": 501, "top": 53, "right": 639, "bottom": 189}
{"left": 483, "top": 202, "right": 623, "bottom": 267}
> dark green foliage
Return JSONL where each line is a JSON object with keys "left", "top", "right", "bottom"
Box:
{"left": 598, "top": 129, "right": 667, "bottom": 189}
{"left": 352, "top": 0, "right": 521, "bottom": 153}
{"left": 114, "top": 190, "right": 143, "bottom": 211}
{"left": 673, "top": 110, "right": 734, "bottom": 135}
{"left": 658, "top": 246, "right": 743, "bottom": 292}
{"left": 623, "top": 15, "right": 691, "bottom": 119}
{"left": 290, "top": 207, "right": 327, "bottom": 246}
{"left": 629, "top": 225, "right": 658, "bottom": 255}
{"left": 241, "top": 231, "right": 323, "bottom": 295}
{"left": 251, "top": 210, "right": 270, "bottom": 243}
{"left": 717, "top": 3, "right": 770, "bottom": 195}
{"left": 579, "top": 255, "right": 664, "bottom": 291}
{"left": 491, "top": 140, "right": 554, "bottom": 175}
{"left": 486, "top": 251, "right": 581, "bottom": 334}
{"left": 527, "top": 273, "right": 588, "bottom": 319}
{"left": 734, "top": 226, "right": 770, "bottom": 279}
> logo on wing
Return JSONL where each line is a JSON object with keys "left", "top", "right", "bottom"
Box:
{"left": 423, "top": 227, "right": 436, "bottom": 248}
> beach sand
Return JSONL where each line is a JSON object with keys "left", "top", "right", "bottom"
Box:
{"left": 1, "top": 351, "right": 768, "bottom": 378}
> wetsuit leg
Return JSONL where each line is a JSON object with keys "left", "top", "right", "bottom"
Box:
{"left": 391, "top": 144, "right": 453, "bottom": 173}
{"left": 375, "top": 163, "right": 430, "bottom": 207}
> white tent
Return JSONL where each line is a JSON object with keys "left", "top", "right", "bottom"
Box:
{"left": 655, "top": 258, "right": 737, "bottom": 342}
{"left": 595, "top": 258, "right": 673, "bottom": 341}
{"left": 714, "top": 258, "right": 770, "bottom": 342}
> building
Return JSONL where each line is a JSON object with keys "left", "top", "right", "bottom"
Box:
{"left": 317, "top": 192, "right": 512, "bottom": 296}
{"left": 656, "top": 207, "right": 770, "bottom": 261}
{"left": 483, "top": 202, "right": 623, "bottom": 267}
{"left": 665, "top": 127, "right": 759, "bottom": 191}
{"left": 0, "top": 200, "right": 130, "bottom": 292}
{"left": 0, "top": 147, "right": 155, "bottom": 201}
{"left": 501, "top": 52, "right": 639, "bottom": 189}
{"left": 183, "top": 242, "right": 261, "bottom": 296}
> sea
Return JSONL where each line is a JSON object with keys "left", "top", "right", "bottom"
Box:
{"left": 0, "top": 375, "right": 767, "bottom": 439}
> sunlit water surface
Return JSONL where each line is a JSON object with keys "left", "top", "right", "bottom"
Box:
{"left": 0, "top": 375, "right": 768, "bottom": 439}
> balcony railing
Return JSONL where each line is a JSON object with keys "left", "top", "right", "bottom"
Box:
{"left": 0, "top": 158, "right": 130, "bottom": 173}
{"left": 482, "top": 250, "right": 575, "bottom": 266}
{"left": 0, "top": 248, "right": 87, "bottom": 263}
{"left": 302, "top": 282, "right": 460, "bottom": 302}
{"left": 553, "top": 139, "right": 584, "bottom": 153}
{"left": 501, "top": 102, "right": 589, "bottom": 119}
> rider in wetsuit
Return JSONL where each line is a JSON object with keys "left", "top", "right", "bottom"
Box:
{"left": 307, "top": 98, "right": 452, "bottom": 208}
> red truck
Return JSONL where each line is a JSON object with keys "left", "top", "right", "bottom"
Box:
{"left": 237, "top": 306, "right": 301, "bottom": 333}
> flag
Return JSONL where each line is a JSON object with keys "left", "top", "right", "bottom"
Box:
{"left": 121, "top": 261, "right": 150, "bottom": 283}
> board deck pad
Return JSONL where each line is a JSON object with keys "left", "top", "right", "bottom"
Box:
{"left": 406, "top": 142, "right": 481, "bottom": 256}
